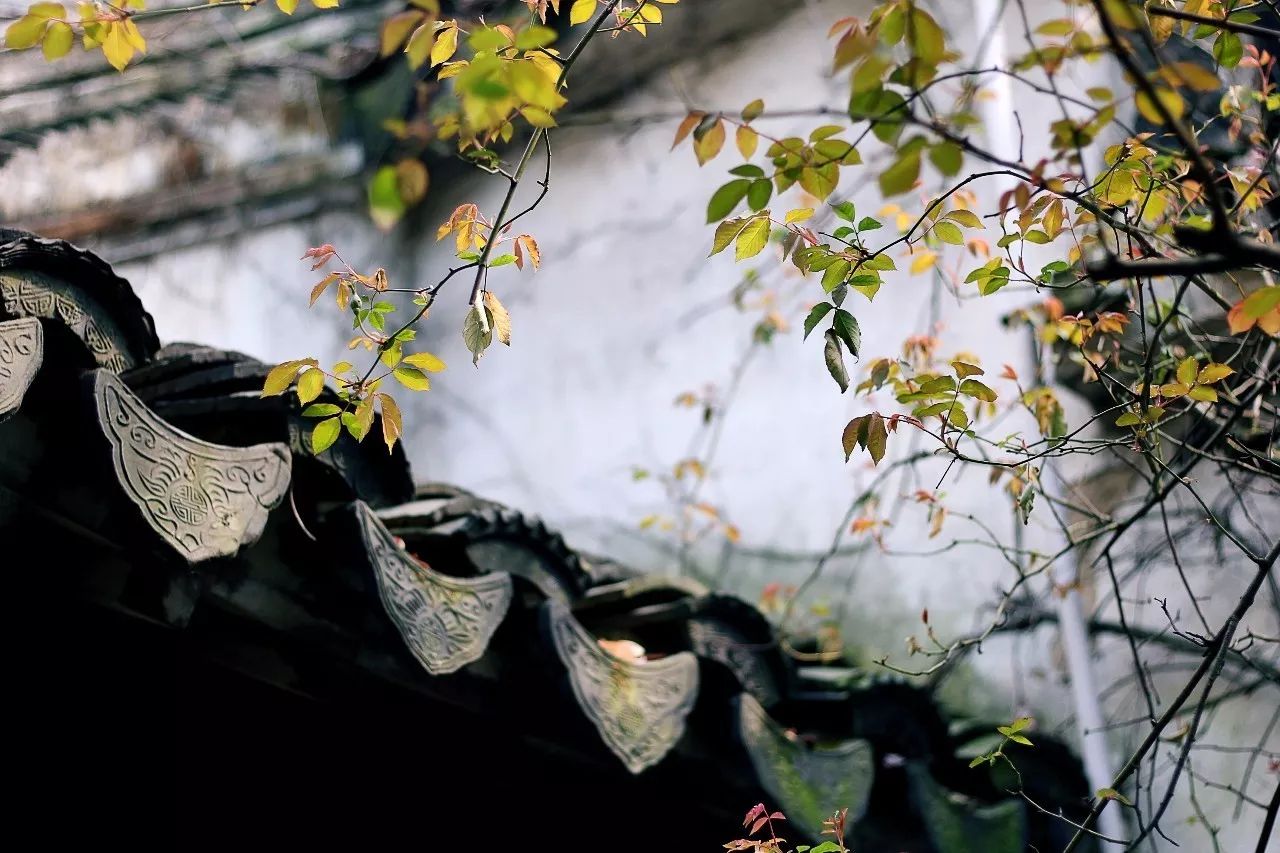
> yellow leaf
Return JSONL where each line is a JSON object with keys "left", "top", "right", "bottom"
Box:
{"left": 312, "top": 0, "right": 339, "bottom": 7}
{"left": 693, "top": 119, "right": 725, "bottom": 166}
{"left": 483, "top": 291, "right": 512, "bottom": 346}
{"left": 734, "top": 214, "right": 771, "bottom": 260}
{"left": 671, "top": 111, "right": 703, "bottom": 150}
{"left": 101, "top": 22, "right": 133, "bottom": 71}
{"left": 380, "top": 11, "right": 424, "bottom": 57}
{"left": 5, "top": 16, "right": 48, "bottom": 50}
{"left": 517, "top": 234, "right": 541, "bottom": 270}
{"left": 519, "top": 106, "right": 557, "bottom": 128}
{"left": 431, "top": 22, "right": 458, "bottom": 67}
{"left": 1163, "top": 60, "right": 1220, "bottom": 92}
{"left": 309, "top": 272, "right": 339, "bottom": 306}
{"left": 405, "top": 22, "right": 433, "bottom": 69}
{"left": 785, "top": 208, "right": 814, "bottom": 224}
{"left": 403, "top": 351, "right": 446, "bottom": 372}
{"left": 296, "top": 367, "right": 325, "bottom": 405}
{"left": 276, "top": 0, "right": 298, "bottom": 14}
{"left": 395, "top": 158, "right": 429, "bottom": 205}
{"left": 1176, "top": 356, "right": 1198, "bottom": 387}
{"left": 910, "top": 251, "right": 937, "bottom": 274}
{"left": 392, "top": 366, "right": 431, "bottom": 391}
{"left": 1197, "top": 363, "right": 1234, "bottom": 384}
{"left": 29, "top": 2, "right": 64, "bottom": 18}
{"left": 569, "top": 0, "right": 596, "bottom": 25}
{"left": 1135, "top": 88, "right": 1184, "bottom": 124}
{"left": 262, "top": 358, "right": 317, "bottom": 397}
{"left": 736, "top": 125, "right": 758, "bottom": 159}
{"left": 379, "top": 393, "right": 402, "bottom": 452}
{"left": 41, "top": 19, "right": 72, "bottom": 59}
{"left": 121, "top": 18, "right": 144, "bottom": 52}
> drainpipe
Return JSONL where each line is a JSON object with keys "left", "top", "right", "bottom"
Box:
{"left": 972, "top": 0, "right": 1125, "bottom": 846}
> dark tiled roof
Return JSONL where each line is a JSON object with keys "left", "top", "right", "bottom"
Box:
{"left": 0, "top": 231, "right": 1098, "bottom": 852}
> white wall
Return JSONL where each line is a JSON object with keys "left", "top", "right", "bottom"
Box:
{"left": 105, "top": 2, "right": 1277, "bottom": 848}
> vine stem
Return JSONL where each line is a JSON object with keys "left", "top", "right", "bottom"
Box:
{"left": 465, "top": 0, "right": 627, "bottom": 309}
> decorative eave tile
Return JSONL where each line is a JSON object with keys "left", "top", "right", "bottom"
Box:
{"left": 356, "top": 501, "right": 512, "bottom": 676}
{"left": 0, "top": 317, "right": 42, "bottom": 421}
{"left": 738, "top": 693, "right": 874, "bottom": 839}
{"left": 93, "top": 370, "right": 290, "bottom": 562}
{"left": 546, "top": 600, "right": 699, "bottom": 774}
{"left": 905, "top": 763, "right": 1026, "bottom": 853}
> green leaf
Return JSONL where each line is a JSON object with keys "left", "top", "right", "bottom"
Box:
{"left": 1213, "top": 31, "right": 1243, "bottom": 68}
{"left": 735, "top": 214, "right": 772, "bottom": 261}
{"left": 857, "top": 216, "right": 882, "bottom": 232}
{"left": 832, "top": 308, "right": 861, "bottom": 358}
{"left": 515, "top": 24, "right": 556, "bottom": 49}
{"left": 1115, "top": 411, "right": 1142, "bottom": 427}
{"left": 463, "top": 303, "right": 494, "bottom": 365}
{"left": 747, "top": 179, "right": 773, "bottom": 212}
{"left": 959, "top": 378, "right": 996, "bottom": 402}
{"left": 1097, "top": 788, "right": 1133, "bottom": 807}
{"left": 933, "top": 221, "right": 964, "bottom": 245}
{"left": 302, "top": 403, "right": 342, "bottom": 417}
{"left": 928, "top": 141, "right": 962, "bottom": 176}
{"left": 707, "top": 179, "right": 751, "bottom": 222}
{"left": 741, "top": 98, "right": 764, "bottom": 122}
{"left": 824, "top": 329, "right": 849, "bottom": 393}
{"left": 907, "top": 7, "right": 945, "bottom": 65}
{"left": 803, "top": 303, "right": 834, "bottom": 340}
{"left": 368, "top": 165, "right": 407, "bottom": 230}
{"left": 311, "top": 417, "right": 341, "bottom": 454}
{"left": 821, "top": 259, "right": 851, "bottom": 293}
{"left": 879, "top": 151, "right": 921, "bottom": 196}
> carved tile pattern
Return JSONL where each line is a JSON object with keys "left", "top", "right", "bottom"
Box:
{"left": 94, "top": 371, "right": 290, "bottom": 562}
{"left": 688, "top": 618, "right": 781, "bottom": 706}
{"left": 0, "top": 317, "right": 42, "bottom": 419}
{"left": 738, "top": 693, "right": 874, "bottom": 839}
{"left": 358, "top": 502, "right": 512, "bottom": 676}
{"left": 1, "top": 272, "right": 128, "bottom": 371}
{"left": 548, "top": 601, "right": 699, "bottom": 774}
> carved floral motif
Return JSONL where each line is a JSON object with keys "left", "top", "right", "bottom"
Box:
{"left": 94, "top": 370, "right": 290, "bottom": 562}
{"left": 547, "top": 601, "right": 699, "bottom": 774}
{"left": 0, "top": 316, "right": 42, "bottom": 419}
{"left": 1, "top": 272, "right": 130, "bottom": 371}
{"left": 358, "top": 502, "right": 512, "bottom": 675}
